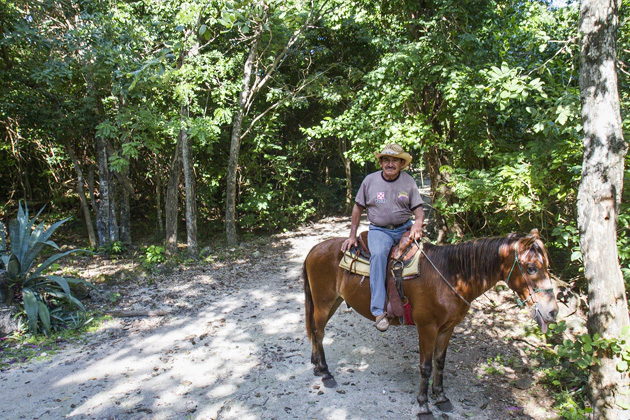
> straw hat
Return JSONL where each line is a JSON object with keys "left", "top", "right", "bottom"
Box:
{"left": 374, "top": 143, "right": 412, "bottom": 168}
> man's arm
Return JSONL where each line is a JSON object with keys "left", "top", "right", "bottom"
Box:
{"left": 409, "top": 205, "right": 425, "bottom": 240}
{"left": 341, "top": 203, "right": 364, "bottom": 252}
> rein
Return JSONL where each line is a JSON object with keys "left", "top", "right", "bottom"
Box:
{"left": 414, "top": 239, "right": 473, "bottom": 307}
{"left": 412, "top": 239, "right": 552, "bottom": 312}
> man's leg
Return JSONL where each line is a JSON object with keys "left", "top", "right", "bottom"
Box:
{"left": 368, "top": 227, "right": 395, "bottom": 317}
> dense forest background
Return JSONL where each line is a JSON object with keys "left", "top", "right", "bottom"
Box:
{"left": 1, "top": 0, "right": 628, "bottom": 284}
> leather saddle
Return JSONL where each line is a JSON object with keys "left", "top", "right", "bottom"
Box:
{"left": 357, "top": 230, "right": 420, "bottom": 264}
{"left": 357, "top": 230, "right": 422, "bottom": 319}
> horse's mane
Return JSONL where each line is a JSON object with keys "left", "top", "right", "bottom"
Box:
{"left": 422, "top": 234, "right": 522, "bottom": 284}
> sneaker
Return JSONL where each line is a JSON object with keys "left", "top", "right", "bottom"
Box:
{"left": 374, "top": 314, "right": 390, "bottom": 332}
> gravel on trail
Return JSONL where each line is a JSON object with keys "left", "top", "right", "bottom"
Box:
{"left": 0, "top": 217, "right": 564, "bottom": 419}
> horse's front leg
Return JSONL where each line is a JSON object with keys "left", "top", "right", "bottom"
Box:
{"left": 432, "top": 328, "right": 455, "bottom": 412}
{"left": 416, "top": 328, "right": 437, "bottom": 419}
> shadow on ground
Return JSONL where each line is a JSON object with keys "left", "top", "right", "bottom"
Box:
{"left": 0, "top": 217, "right": 557, "bottom": 420}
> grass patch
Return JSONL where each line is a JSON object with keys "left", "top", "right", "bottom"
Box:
{"left": 0, "top": 314, "right": 109, "bottom": 371}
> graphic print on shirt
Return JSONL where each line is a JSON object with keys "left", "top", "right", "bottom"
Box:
{"left": 375, "top": 192, "right": 387, "bottom": 203}
{"left": 397, "top": 191, "right": 409, "bottom": 202}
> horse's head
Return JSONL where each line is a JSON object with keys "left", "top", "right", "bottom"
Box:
{"left": 506, "top": 229, "right": 558, "bottom": 333}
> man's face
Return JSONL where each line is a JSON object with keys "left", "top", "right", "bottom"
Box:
{"left": 379, "top": 156, "right": 403, "bottom": 180}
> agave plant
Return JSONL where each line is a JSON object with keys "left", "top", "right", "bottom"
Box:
{"left": 0, "top": 203, "right": 91, "bottom": 335}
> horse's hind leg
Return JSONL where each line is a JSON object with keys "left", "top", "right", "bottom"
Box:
{"left": 310, "top": 297, "right": 343, "bottom": 388}
{"left": 432, "top": 328, "right": 455, "bottom": 412}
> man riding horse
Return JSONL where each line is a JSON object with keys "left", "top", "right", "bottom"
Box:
{"left": 341, "top": 143, "right": 425, "bottom": 332}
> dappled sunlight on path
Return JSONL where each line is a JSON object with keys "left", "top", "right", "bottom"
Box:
{"left": 0, "top": 217, "right": 556, "bottom": 419}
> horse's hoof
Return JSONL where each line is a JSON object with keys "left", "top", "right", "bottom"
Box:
{"left": 322, "top": 376, "right": 337, "bottom": 388}
{"left": 417, "top": 412, "right": 434, "bottom": 420}
{"left": 436, "top": 400, "right": 454, "bottom": 412}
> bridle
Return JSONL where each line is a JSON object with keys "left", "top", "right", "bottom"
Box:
{"left": 505, "top": 248, "right": 554, "bottom": 315}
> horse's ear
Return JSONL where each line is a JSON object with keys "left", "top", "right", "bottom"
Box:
{"left": 528, "top": 228, "right": 540, "bottom": 239}
{"left": 518, "top": 236, "right": 535, "bottom": 250}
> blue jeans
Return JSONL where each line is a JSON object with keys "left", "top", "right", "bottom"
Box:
{"left": 368, "top": 221, "right": 412, "bottom": 316}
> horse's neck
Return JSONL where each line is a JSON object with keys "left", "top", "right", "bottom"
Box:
{"left": 461, "top": 239, "right": 516, "bottom": 302}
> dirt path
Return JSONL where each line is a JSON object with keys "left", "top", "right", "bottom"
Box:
{"left": 0, "top": 218, "right": 561, "bottom": 419}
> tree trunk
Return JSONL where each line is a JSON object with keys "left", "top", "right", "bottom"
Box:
{"left": 87, "top": 72, "right": 118, "bottom": 248}
{"left": 88, "top": 164, "right": 97, "bottom": 214}
{"left": 577, "top": 0, "right": 630, "bottom": 417}
{"left": 424, "top": 145, "right": 463, "bottom": 243}
{"left": 119, "top": 164, "right": 131, "bottom": 245}
{"left": 165, "top": 138, "right": 182, "bottom": 256}
{"left": 155, "top": 164, "right": 164, "bottom": 236}
{"left": 108, "top": 174, "right": 120, "bottom": 244}
{"left": 225, "top": 30, "right": 261, "bottom": 246}
{"left": 64, "top": 140, "right": 97, "bottom": 249}
{"left": 338, "top": 138, "right": 353, "bottom": 214}
{"left": 180, "top": 105, "right": 198, "bottom": 257}
{"left": 95, "top": 135, "right": 118, "bottom": 246}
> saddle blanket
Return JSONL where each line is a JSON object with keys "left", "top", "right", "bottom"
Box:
{"left": 339, "top": 248, "right": 421, "bottom": 278}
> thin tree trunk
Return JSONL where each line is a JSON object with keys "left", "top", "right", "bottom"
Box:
{"left": 155, "top": 164, "right": 164, "bottom": 236}
{"left": 165, "top": 139, "right": 182, "bottom": 256}
{"left": 88, "top": 164, "right": 97, "bottom": 214}
{"left": 119, "top": 165, "right": 131, "bottom": 245}
{"left": 424, "top": 145, "right": 463, "bottom": 243}
{"left": 95, "top": 136, "right": 115, "bottom": 246}
{"left": 88, "top": 73, "right": 118, "bottom": 247}
{"left": 225, "top": 30, "right": 261, "bottom": 246}
{"left": 338, "top": 138, "right": 353, "bottom": 214}
{"left": 109, "top": 174, "right": 120, "bottom": 244}
{"left": 64, "top": 140, "right": 97, "bottom": 249}
{"left": 180, "top": 105, "right": 198, "bottom": 257}
{"left": 105, "top": 140, "right": 135, "bottom": 197}
{"left": 577, "top": 0, "right": 630, "bottom": 417}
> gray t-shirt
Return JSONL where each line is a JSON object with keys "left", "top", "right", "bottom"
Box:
{"left": 355, "top": 171, "right": 423, "bottom": 227}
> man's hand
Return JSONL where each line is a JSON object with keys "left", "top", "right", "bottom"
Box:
{"left": 341, "top": 236, "right": 358, "bottom": 252}
{"left": 409, "top": 221, "right": 423, "bottom": 241}
{"left": 342, "top": 203, "right": 364, "bottom": 252}
{"left": 410, "top": 205, "right": 425, "bottom": 241}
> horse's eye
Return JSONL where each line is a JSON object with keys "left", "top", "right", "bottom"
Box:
{"left": 527, "top": 266, "right": 538, "bottom": 275}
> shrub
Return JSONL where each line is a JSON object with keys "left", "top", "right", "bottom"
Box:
{"left": 0, "top": 203, "right": 92, "bottom": 335}
{"left": 143, "top": 245, "right": 166, "bottom": 266}
{"left": 538, "top": 322, "right": 630, "bottom": 416}
{"left": 98, "top": 241, "right": 126, "bottom": 255}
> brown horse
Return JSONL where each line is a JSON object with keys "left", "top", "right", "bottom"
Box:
{"left": 303, "top": 229, "right": 558, "bottom": 418}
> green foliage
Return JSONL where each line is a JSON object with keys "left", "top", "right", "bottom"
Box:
{"left": 239, "top": 186, "right": 316, "bottom": 231}
{"left": 482, "top": 354, "right": 507, "bottom": 376}
{"left": 0, "top": 315, "right": 104, "bottom": 370}
{"left": 0, "top": 0, "right": 627, "bottom": 287}
{"left": 538, "top": 322, "right": 630, "bottom": 416}
{"left": 618, "top": 211, "right": 630, "bottom": 293}
{"left": 0, "top": 203, "right": 92, "bottom": 335}
{"left": 99, "top": 241, "right": 126, "bottom": 256}
{"left": 142, "top": 245, "right": 166, "bottom": 266}
{"left": 554, "top": 393, "right": 593, "bottom": 420}
{"left": 551, "top": 323, "right": 630, "bottom": 373}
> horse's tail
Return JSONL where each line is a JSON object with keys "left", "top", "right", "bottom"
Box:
{"left": 303, "top": 255, "right": 315, "bottom": 343}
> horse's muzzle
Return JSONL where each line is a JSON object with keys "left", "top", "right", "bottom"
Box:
{"left": 531, "top": 302, "right": 558, "bottom": 334}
